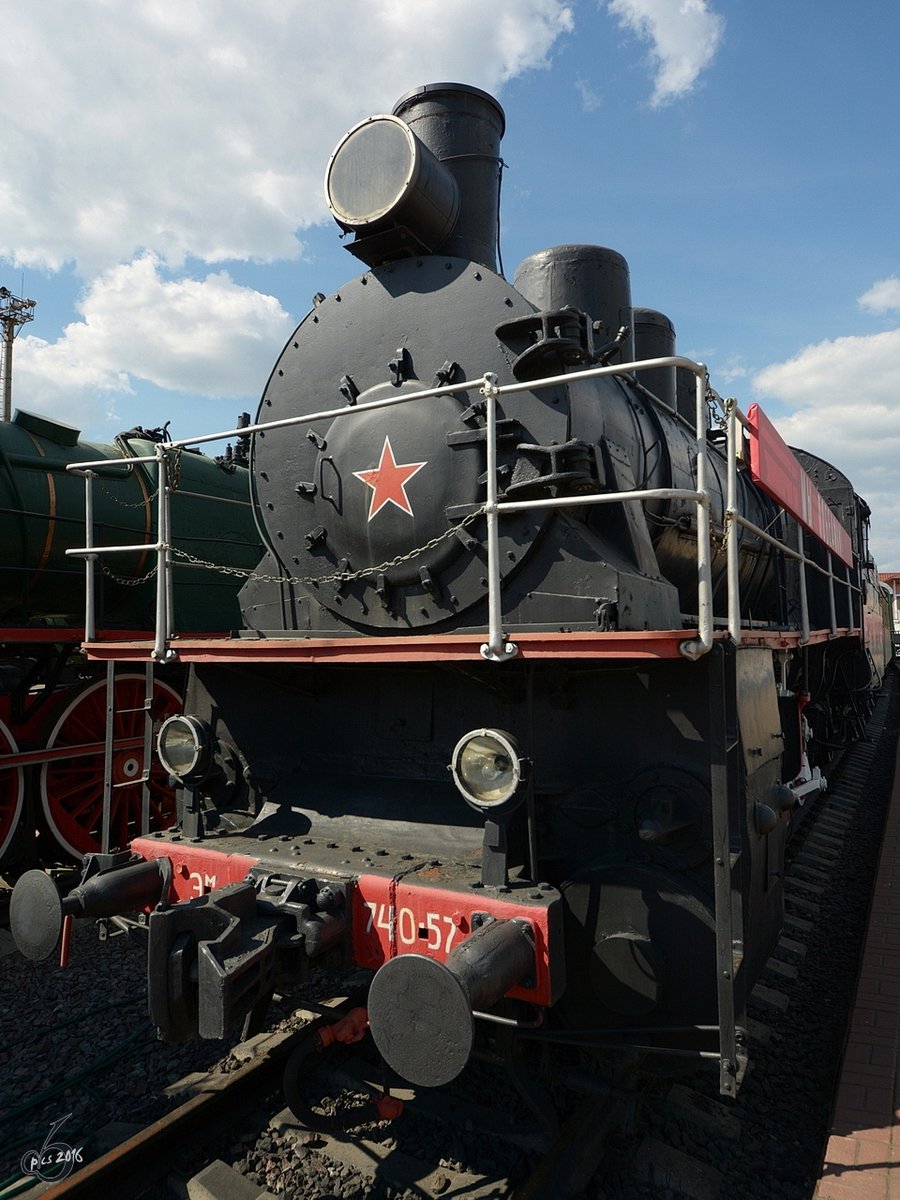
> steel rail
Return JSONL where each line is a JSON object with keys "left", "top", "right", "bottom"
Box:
{"left": 35, "top": 1002, "right": 356, "bottom": 1200}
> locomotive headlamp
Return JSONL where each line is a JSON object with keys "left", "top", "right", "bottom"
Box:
{"left": 157, "top": 715, "right": 211, "bottom": 783}
{"left": 450, "top": 729, "right": 524, "bottom": 812}
{"left": 325, "top": 114, "right": 459, "bottom": 255}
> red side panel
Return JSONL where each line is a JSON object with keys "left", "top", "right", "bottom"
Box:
{"left": 746, "top": 403, "right": 853, "bottom": 567}
{"left": 351, "top": 874, "right": 557, "bottom": 1005}
{"left": 132, "top": 836, "right": 257, "bottom": 900}
{"left": 130, "top": 838, "right": 560, "bottom": 1007}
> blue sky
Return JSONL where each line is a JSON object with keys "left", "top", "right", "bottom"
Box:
{"left": 2, "top": 1, "right": 899, "bottom": 564}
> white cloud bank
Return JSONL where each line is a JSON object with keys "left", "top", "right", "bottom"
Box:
{"left": 1, "top": 0, "right": 574, "bottom": 428}
{"left": 13, "top": 255, "right": 296, "bottom": 420}
{"left": 607, "top": 0, "right": 724, "bottom": 105}
{"left": 13, "top": 256, "right": 295, "bottom": 430}
{"left": 858, "top": 277, "right": 900, "bottom": 315}
{"left": 1, "top": 1, "right": 574, "bottom": 275}
{"left": 753, "top": 278, "right": 900, "bottom": 569}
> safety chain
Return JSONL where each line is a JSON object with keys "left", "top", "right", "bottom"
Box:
{"left": 168, "top": 506, "right": 488, "bottom": 588}
{"left": 96, "top": 480, "right": 160, "bottom": 508}
{"left": 707, "top": 379, "right": 729, "bottom": 432}
{"left": 165, "top": 447, "right": 183, "bottom": 491}
{"left": 100, "top": 560, "right": 160, "bottom": 587}
{"left": 88, "top": 446, "right": 182, "bottom": 508}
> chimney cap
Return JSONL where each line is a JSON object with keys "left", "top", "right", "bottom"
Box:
{"left": 392, "top": 82, "right": 505, "bottom": 137}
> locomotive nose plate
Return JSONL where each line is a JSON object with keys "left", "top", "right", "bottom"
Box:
{"left": 310, "top": 382, "right": 479, "bottom": 585}
{"left": 251, "top": 257, "right": 567, "bottom": 631}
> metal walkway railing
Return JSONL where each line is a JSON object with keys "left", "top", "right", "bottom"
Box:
{"left": 65, "top": 355, "right": 856, "bottom": 663}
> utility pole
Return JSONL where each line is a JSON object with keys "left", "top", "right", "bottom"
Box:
{"left": 1, "top": 286, "right": 36, "bottom": 421}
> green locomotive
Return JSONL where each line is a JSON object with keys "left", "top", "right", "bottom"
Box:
{"left": 0, "top": 408, "right": 261, "bottom": 868}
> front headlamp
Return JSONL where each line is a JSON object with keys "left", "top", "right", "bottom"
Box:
{"left": 157, "top": 715, "right": 211, "bottom": 783}
{"left": 450, "top": 728, "right": 524, "bottom": 813}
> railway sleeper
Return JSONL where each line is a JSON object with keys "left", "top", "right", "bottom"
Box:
{"left": 268, "top": 1109, "right": 503, "bottom": 1199}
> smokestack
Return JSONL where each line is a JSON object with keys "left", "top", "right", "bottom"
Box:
{"left": 325, "top": 83, "right": 505, "bottom": 271}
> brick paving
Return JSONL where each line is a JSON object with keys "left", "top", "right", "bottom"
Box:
{"left": 816, "top": 740, "right": 900, "bottom": 1199}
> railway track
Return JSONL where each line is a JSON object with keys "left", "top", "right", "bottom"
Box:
{"left": 11, "top": 996, "right": 360, "bottom": 1200}
{"left": 21, "top": 999, "right": 620, "bottom": 1200}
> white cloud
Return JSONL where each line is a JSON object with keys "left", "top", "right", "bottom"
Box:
{"left": 576, "top": 76, "right": 604, "bottom": 111}
{"left": 753, "top": 324, "right": 900, "bottom": 569}
{"left": 713, "top": 354, "right": 751, "bottom": 385}
{"left": 1, "top": 1, "right": 574, "bottom": 431}
{"left": 607, "top": 0, "right": 724, "bottom": 106}
{"left": 753, "top": 329, "right": 900, "bottom": 412}
{"left": 859, "top": 277, "right": 900, "bottom": 315}
{"left": 0, "top": 1, "right": 573, "bottom": 275}
{"left": 13, "top": 255, "right": 294, "bottom": 429}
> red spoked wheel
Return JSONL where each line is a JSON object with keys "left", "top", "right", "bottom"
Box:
{"left": 0, "top": 715, "right": 25, "bottom": 863}
{"left": 40, "top": 674, "right": 181, "bottom": 860}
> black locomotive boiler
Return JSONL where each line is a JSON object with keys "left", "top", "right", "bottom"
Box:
{"left": 12, "top": 83, "right": 892, "bottom": 1109}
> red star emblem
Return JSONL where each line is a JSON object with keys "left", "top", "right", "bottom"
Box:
{"left": 353, "top": 436, "right": 427, "bottom": 522}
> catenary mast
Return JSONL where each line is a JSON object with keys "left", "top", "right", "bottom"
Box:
{"left": 0, "top": 286, "right": 36, "bottom": 422}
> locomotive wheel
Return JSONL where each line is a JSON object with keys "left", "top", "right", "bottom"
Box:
{"left": 40, "top": 674, "right": 181, "bottom": 859}
{"left": 0, "top": 716, "right": 25, "bottom": 862}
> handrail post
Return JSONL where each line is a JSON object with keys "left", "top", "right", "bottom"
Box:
{"left": 827, "top": 552, "right": 837, "bottom": 635}
{"left": 798, "top": 526, "right": 810, "bottom": 645}
{"left": 83, "top": 471, "right": 97, "bottom": 642}
{"left": 725, "top": 398, "right": 741, "bottom": 645}
{"left": 101, "top": 660, "right": 115, "bottom": 854}
{"left": 845, "top": 563, "right": 854, "bottom": 629}
{"left": 141, "top": 663, "right": 154, "bottom": 835}
{"left": 681, "top": 367, "right": 713, "bottom": 659}
{"left": 709, "top": 641, "right": 743, "bottom": 1097}
{"left": 153, "top": 444, "right": 174, "bottom": 662}
{"left": 480, "top": 373, "right": 517, "bottom": 662}
{"left": 166, "top": 479, "right": 176, "bottom": 641}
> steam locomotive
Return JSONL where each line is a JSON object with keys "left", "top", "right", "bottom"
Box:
{"left": 10, "top": 83, "right": 892, "bottom": 1109}
{"left": 0, "top": 412, "right": 260, "bottom": 869}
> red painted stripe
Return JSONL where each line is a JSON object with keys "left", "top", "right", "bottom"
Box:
{"left": 746, "top": 403, "right": 853, "bottom": 566}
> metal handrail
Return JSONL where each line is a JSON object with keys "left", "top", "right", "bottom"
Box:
{"left": 721, "top": 398, "right": 859, "bottom": 647}
{"left": 62, "top": 356, "right": 722, "bottom": 663}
